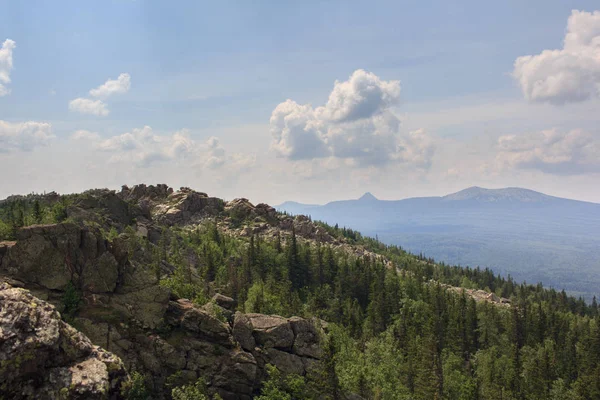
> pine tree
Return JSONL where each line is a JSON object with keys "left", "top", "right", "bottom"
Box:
{"left": 287, "top": 227, "right": 305, "bottom": 290}
{"left": 32, "top": 199, "right": 42, "bottom": 224}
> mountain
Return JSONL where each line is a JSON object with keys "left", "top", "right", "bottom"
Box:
{"left": 442, "top": 186, "right": 553, "bottom": 202}
{"left": 277, "top": 187, "right": 600, "bottom": 300}
{"left": 1, "top": 184, "right": 599, "bottom": 399}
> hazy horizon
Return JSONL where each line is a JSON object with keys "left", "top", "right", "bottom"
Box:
{"left": 2, "top": 2, "right": 600, "bottom": 205}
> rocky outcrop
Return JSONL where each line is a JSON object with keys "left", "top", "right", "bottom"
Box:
{"left": 68, "top": 189, "right": 135, "bottom": 227}
{"left": 444, "top": 284, "right": 511, "bottom": 306}
{"left": 232, "top": 312, "right": 325, "bottom": 379}
{"left": 151, "top": 188, "right": 224, "bottom": 226}
{"left": 0, "top": 223, "right": 170, "bottom": 328}
{"left": 0, "top": 223, "right": 115, "bottom": 292}
{"left": 0, "top": 221, "right": 325, "bottom": 399}
{"left": 0, "top": 282, "right": 129, "bottom": 399}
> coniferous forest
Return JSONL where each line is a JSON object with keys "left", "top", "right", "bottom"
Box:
{"left": 1, "top": 191, "right": 599, "bottom": 400}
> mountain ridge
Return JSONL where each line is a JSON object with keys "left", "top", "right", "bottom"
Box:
{"left": 276, "top": 185, "right": 600, "bottom": 301}
{"left": 277, "top": 186, "right": 598, "bottom": 208}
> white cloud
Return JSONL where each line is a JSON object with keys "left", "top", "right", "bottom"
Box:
{"left": 513, "top": 10, "right": 600, "bottom": 105}
{"left": 69, "top": 98, "right": 109, "bottom": 116}
{"left": 269, "top": 100, "right": 329, "bottom": 160}
{"left": 0, "top": 120, "right": 54, "bottom": 153}
{"left": 0, "top": 39, "right": 16, "bottom": 97}
{"left": 269, "top": 69, "right": 434, "bottom": 168}
{"left": 395, "top": 128, "right": 436, "bottom": 168}
{"left": 96, "top": 126, "right": 163, "bottom": 164}
{"left": 73, "top": 126, "right": 242, "bottom": 169}
{"left": 316, "top": 69, "right": 401, "bottom": 122}
{"left": 89, "top": 73, "right": 131, "bottom": 99}
{"left": 71, "top": 130, "right": 100, "bottom": 141}
{"left": 69, "top": 72, "right": 130, "bottom": 116}
{"left": 204, "top": 136, "right": 226, "bottom": 169}
{"left": 496, "top": 128, "right": 600, "bottom": 174}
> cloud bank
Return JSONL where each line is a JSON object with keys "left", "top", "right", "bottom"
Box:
{"left": 513, "top": 10, "right": 600, "bottom": 105}
{"left": 270, "top": 69, "right": 434, "bottom": 168}
{"left": 496, "top": 128, "right": 600, "bottom": 174}
{"left": 0, "top": 120, "right": 54, "bottom": 153}
{"left": 71, "top": 126, "right": 253, "bottom": 172}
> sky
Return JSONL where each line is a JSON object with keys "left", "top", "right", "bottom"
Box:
{"left": 1, "top": 0, "right": 600, "bottom": 205}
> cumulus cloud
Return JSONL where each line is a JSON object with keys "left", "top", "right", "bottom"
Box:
{"left": 395, "top": 128, "right": 436, "bottom": 168}
{"left": 73, "top": 126, "right": 243, "bottom": 169}
{"left": 69, "top": 98, "right": 109, "bottom": 116}
{"left": 204, "top": 136, "right": 226, "bottom": 169}
{"left": 0, "top": 39, "right": 16, "bottom": 96}
{"left": 496, "top": 128, "right": 600, "bottom": 174}
{"left": 89, "top": 73, "right": 131, "bottom": 99}
{"left": 317, "top": 69, "right": 401, "bottom": 122}
{"left": 513, "top": 10, "right": 600, "bottom": 104}
{"left": 270, "top": 69, "right": 434, "bottom": 168}
{"left": 270, "top": 100, "right": 329, "bottom": 160}
{"left": 0, "top": 120, "right": 54, "bottom": 153}
{"left": 95, "top": 126, "right": 173, "bottom": 165}
{"left": 69, "top": 72, "right": 131, "bottom": 116}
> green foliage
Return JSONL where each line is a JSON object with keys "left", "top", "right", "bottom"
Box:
{"left": 244, "top": 280, "right": 295, "bottom": 316}
{"left": 51, "top": 200, "right": 68, "bottom": 223}
{"left": 105, "top": 226, "right": 119, "bottom": 241}
{"left": 171, "top": 378, "right": 209, "bottom": 400}
{"left": 0, "top": 220, "right": 13, "bottom": 240}
{"left": 62, "top": 281, "right": 81, "bottom": 317}
{"left": 32, "top": 200, "right": 42, "bottom": 224}
{"left": 121, "top": 371, "right": 151, "bottom": 400}
{"left": 256, "top": 365, "right": 312, "bottom": 400}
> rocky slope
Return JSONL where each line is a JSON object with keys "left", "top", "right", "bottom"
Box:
{"left": 0, "top": 184, "right": 332, "bottom": 399}
{"left": 0, "top": 184, "right": 509, "bottom": 399}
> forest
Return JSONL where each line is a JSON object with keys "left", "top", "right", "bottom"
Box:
{"left": 1, "top": 193, "right": 600, "bottom": 400}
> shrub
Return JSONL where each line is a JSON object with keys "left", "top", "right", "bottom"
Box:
{"left": 121, "top": 371, "right": 150, "bottom": 400}
{"left": 62, "top": 281, "right": 81, "bottom": 317}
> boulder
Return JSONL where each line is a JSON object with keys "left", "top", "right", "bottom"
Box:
{"left": 167, "top": 299, "right": 233, "bottom": 346}
{"left": 212, "top": 293, "right": 235, "bottom": 310}
{"left": 0, "top": 281, "right": 128, "bottom": 399}
{"left": 289, "top": 317, "right": 323, "bottom": 359}
{"left": 232, "top": 312, "right": 256, "bottom": 351}
{"left": 152, "top": 189, "right": 223, "bottom": 225}
{"left": 263, "top": 348, "right": 305, "bottom": 376}
{"left": 246, "top": 314, "right": 294, "bottom": 350}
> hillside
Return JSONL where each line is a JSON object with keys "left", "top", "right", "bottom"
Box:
{"left": 277, "top": 187, "right": 600, "bottom": 301}
{"left": 1, "top": 184, "right": 600, "bottom": 399}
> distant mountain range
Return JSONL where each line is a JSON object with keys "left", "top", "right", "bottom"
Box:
{"left": 277, "top": 187, "right": 600, "bottom": 301}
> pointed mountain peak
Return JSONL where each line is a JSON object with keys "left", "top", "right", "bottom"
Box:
{"left": 358, "top": 192, "right": 378, "bottom": 201}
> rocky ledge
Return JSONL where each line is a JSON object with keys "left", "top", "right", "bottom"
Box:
{"left": 0, "top": 282, "right": 129, "bottom": 399}
{"left": 0, "top": 219, "right": 326, "bottom": 399}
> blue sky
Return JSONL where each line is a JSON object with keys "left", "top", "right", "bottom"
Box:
{"left": 1, "top": 1, "right": 600, "bottom": 204}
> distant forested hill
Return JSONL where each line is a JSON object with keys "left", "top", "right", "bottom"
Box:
{"left": 278, "top": 187, "right": 600, "bottom": 301}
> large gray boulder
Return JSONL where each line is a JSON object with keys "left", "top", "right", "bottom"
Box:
{"left": 245, "top": 313, "right": 295, "bottom": 350}
{"left": 0, "top": 281, "right": 129, "bottom": 399}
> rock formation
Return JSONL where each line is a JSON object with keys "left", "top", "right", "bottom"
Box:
{"left": 0, "top": 191, "right": 328, "bottom": 399}
{"left": 0, "top": 282, "right": 129, "bottom": 399}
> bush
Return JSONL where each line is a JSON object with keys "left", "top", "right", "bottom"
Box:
{"left": 256, "top": 364, "right": 311, "bottom": 400}
{"left": 52, "top": 201, "right": 68, "bottom": 223}
{"left": 122, "top": 371, "right": 151, "bottom": 400}
{"left": 171, "top": 378, "right": 209, "bottom": 400}
{"left": 0, "top": 220, "right": 14, "bottom": 240}
{"left": 62, "top": 281, "right": 81, "bottom": 317}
